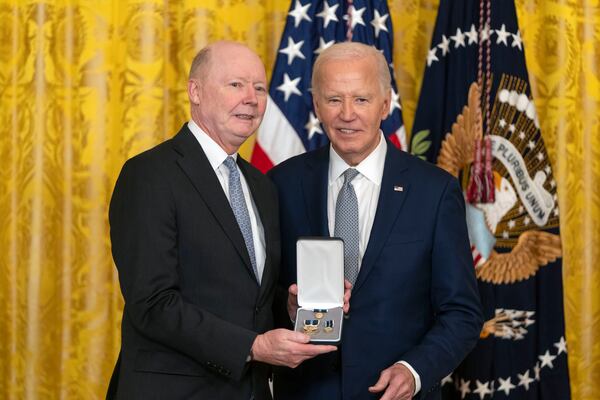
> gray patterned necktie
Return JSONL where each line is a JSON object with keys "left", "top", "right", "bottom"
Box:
{"left": 223, "top": 157, "right": 259, "bottom": 282}
{"left": 334, "top": 168, "right": 360, "bottom": 285}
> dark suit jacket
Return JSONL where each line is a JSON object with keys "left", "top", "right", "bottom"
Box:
{"left": 269, "top": 142, "right": 482, "bottom": 400}
{"left": 107, "top": 125, "right": 280, "bottom": 400}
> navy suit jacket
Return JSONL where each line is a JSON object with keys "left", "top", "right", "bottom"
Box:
{"left": 269, "top": 142, "right": 482, "bottom": 400}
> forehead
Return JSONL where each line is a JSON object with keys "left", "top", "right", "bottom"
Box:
{"left": 317, "top": 58, "right": 380, "bottom": 94}
{"left": 207, "top": 46, "right": 266, "bottom": 82}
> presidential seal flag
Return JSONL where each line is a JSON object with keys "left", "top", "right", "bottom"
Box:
{"left": 251, "top": 0, "right": 406, "bottom": 173}
{"left": 411, "top": 0, "right": 570, "bottom": 399}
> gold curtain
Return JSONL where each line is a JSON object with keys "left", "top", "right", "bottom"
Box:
{"left": 0, "top": 0, "right": 597, "bottom": 399}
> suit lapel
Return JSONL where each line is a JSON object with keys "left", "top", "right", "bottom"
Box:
{"left": 353, "top": 144, "right": 410, "bottom": 294}
{"left": 172, "top": 126, "right": 257, "bottom": 283}
{"left": 301, "top": 146, "right": 330, "bottom": 236}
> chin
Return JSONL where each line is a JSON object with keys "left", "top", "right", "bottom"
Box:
{"left": 235, "top": 121, "right": 258, "bottom": 132}
{"left": 334, "top": 142, "right": 361, "bottom": 154}
{"left": 233, "top": 130, "right": 255, "bottom": 141}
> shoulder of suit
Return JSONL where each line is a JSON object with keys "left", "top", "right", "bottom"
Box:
{"left": 391, "top": 146, "right": 455, "bottom": 184}
{"left": 269, "top": 146, "right": 325, "bottom": 180}
{"left": 126, "top": 137, "right": 175, "bottom": 163}
{"left": 124, "top": 124, "right": 195, "bottom": 167}
{"left": 117, "top": 138, "right": 179, "bottom": 185}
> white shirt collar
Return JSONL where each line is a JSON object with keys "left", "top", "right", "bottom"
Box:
{"left": 187, "top": 120, "right": 237, "bottom": 171}
{"left": 328, "top": 131, "right": 387, "bottom": 185}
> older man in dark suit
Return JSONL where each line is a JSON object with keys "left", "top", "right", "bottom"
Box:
{"left": 107, "top": 41, "right": 336, "bottom": 400}
{"left": 270, "top": 42, "right": 483, "bottom": 400}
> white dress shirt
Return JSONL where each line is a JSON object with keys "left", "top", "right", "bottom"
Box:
{"left": 188, "top": 120, "right": 266, "bottom": 283}
{"left": 327, "top": 132, "right": 422, "bottom": 395}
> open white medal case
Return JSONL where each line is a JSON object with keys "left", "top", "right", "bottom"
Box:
{"left": 294, "top": 237, "right": 344, "bottom": 344}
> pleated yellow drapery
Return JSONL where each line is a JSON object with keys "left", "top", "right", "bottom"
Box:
{"left": 0, "top": 0, "right": 598, "bottom": 399}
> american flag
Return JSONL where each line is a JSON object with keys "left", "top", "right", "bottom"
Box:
{"left": 251, "top": 0, "right": 406, "bottom": 173}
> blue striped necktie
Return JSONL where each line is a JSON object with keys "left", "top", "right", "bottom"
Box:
{"left": 223, "top": 157, "right": 259, "bottom": 282}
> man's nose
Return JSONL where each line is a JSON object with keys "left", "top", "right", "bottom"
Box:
{"left": 340, "top": 100, "right": 356, "bottom": 121}
{"left": 243, "top": 86, "right": 258, "bottom": 105}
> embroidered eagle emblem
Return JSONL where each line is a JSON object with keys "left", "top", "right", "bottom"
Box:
{"left": 436, "top": 80, "right": 562, "bottom": 285}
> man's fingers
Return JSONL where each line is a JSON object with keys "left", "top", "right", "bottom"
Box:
{"left": 285, "top": 331, "right": 337, "bottom": 354}
{"left": 287, "top": 285, "right": 299, "bottom": 320}
{"left": 368, "top": 364, "right": 414, "bottom": 400}
{"left": 285, "top": 330, "right": 311, "bottom": 344}
{"left": 288, "top": 284, "right": 298, "bottom": 295}
{"left": 252, "top": 329, "right": 337, "bottom": 368}
{"left": 377, "top": 381, "right": 407, "bottom": 400}
{"left": 342, "top": 299, "right": 350, "bottom": 313}
{"left": 378, "top": 388, "right": 399, "bottom": 400}
{"left": 300, "top": 344, "right": 337, "bottom": 355}
{"left": 284, "top": 342, "right": 336, "bottom": 368}
{"left": 368, "top": 371, "right": 390, "bottom": 393}
{"left": 342, "top": 279, "right": 352, "bottom": 313}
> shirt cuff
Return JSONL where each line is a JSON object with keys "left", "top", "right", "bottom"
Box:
{"left": 397, "top": 361, "right": 421, "bottom": 396}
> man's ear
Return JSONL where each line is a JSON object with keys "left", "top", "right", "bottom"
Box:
{"left": 380, "top": 88, "right": 391, "bottom": 120}
{"left": 188, "top": 79, "right": 201, "bottom": 105}
{"left": 313, "top": 97, "right": 322, "bottom": 121}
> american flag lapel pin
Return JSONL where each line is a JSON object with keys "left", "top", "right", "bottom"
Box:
{"left": 393, "top": 185, "right": 403, "bottom": 192}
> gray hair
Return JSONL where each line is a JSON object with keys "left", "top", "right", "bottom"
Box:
{"left": 311, "top": 42, "right": 391, "bottom": 94}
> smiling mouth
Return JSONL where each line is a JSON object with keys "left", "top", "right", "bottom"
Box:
{"left": 234, "top": 113, "right": 255, "bottom": 120}
{"left": 337, "top": 128, "right": 359, "bottom": 134}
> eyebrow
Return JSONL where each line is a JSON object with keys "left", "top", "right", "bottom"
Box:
{"left": 229, "top": 76, "right": 266, "bottom": 84}
{"left": 322, "top": 92, "right": 373, "bottom": 97}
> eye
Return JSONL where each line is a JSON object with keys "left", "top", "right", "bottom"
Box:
{"left": 230, "top": 82, "right": 242, "bottom": 88}
{"left": 356, "top": 97, "right": 368, "bottom": 104}
{"left": 255, "top": 85, "right": 267, "bottom": 93}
